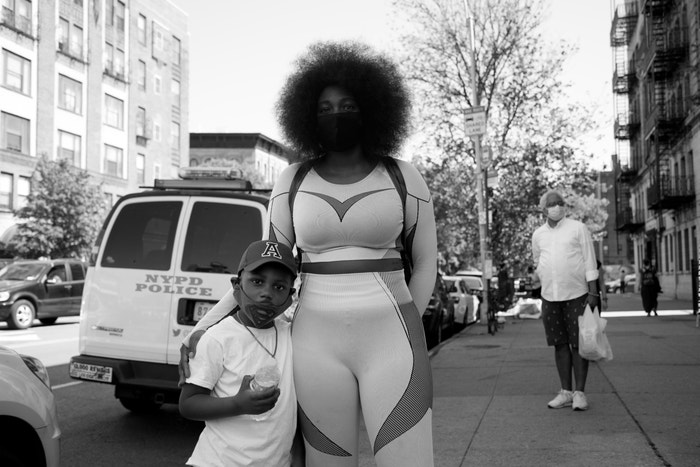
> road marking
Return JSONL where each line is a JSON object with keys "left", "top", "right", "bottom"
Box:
{"left": 52, "top": 381, "right": 82, "bottom": 390}
{"left": 604, "top": 310, "right": 693, "bottom": 317}
{"left": 4, "top": 337, "right": 78, "bottom": 349}
{"left": 0, "top": 334, "right": 40, "bottom": 342}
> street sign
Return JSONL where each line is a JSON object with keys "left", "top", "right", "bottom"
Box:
{"left": 465, "top": 106, "right": 486, "bottom": 136}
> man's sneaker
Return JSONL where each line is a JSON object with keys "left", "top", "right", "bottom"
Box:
{"left": 572, "top": 391, "right": 589, "bottom": 411}
{"left": 547, "top": 389, "right": 573, "bottom": 409}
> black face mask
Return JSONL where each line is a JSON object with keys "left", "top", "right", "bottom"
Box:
{"left": 233, "top": 282, "right": 295, "bottom": 327}
{"left": 317, "top": 112, "right": 362, "bottom": 152}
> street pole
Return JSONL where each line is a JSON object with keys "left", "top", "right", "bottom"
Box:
{"left": 463, "top": 9, "right": 489, "bottom": 324}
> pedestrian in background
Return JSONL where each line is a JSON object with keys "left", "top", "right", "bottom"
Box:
{"left": 640, "top": 259, "right": 661, "bottom": 317}
{"left": 526, "top": 265, "right": 541, "bottom": 299}
{"left": 532, "top": 190, "right": 600, "bottom": 411}
{"left": 597, "top": 260, "right": 608, "bottom": 313}
{"left": 619, "top": 266, "right": 627, "bottom": 294}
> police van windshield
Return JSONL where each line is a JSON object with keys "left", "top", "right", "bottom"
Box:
{"left": 100, "top": 200, "right": 263, "bottom": 274}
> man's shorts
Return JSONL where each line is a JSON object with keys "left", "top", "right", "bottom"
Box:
{"left": 541, "top": 294, "right": 588, "bottom": 346}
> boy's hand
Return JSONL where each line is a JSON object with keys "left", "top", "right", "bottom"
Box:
{"left": 178, "top": 330, "right": 206, "bottom": 386}
{"left": 235, "top": 375, "right": 280, "bottom": 415}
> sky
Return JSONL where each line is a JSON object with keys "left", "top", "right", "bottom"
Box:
{"left": 170, "top": 0, "right": 614, "bottom": 168}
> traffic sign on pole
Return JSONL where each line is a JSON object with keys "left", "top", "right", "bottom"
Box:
{"left": 465, "top": 106, "right": 486, "bottom": 136}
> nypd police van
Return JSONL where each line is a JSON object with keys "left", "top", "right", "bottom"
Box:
{"left": 69, "top": 168, "right": 269, "bottom": 412}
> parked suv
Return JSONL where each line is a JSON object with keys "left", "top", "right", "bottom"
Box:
{"left": 70, "top": 169, "right": 269, "bottom": 412}
{"left": 0, "top": 259, "right": 87, "bottom": 329}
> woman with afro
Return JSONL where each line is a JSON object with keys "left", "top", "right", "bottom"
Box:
{"left": 182, "top": 41, "right": 437, "bottom": 466}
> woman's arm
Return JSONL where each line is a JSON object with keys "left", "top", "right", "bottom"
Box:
{"left": 398, "top": 160, "right": 437, "bottom": 316}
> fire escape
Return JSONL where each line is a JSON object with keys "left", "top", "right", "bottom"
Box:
{"left": 640, "top": 0, "right": 694, "bottom": 211}
{"left": 611, "top": 1, "right": 644, "bottom": 232}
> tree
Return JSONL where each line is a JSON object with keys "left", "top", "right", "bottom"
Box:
{"left": 7, "top": 155, "right": 106, "bottom": 259}
{"left": 391, "top": 0, "right": 607, "bottom": 273}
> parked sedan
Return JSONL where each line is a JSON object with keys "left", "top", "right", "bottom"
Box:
{"left": 0, "top": 259, "right": 87, "bottom": 329}
{"left": 443, "top": 275, "right": 479, "bottom": 325}
{"left": 0, "top": 346, "right": 61, "bottom": 467}
{"left": 605, "top": 273, "right": 637, "bottom": 293}
{"left": 422, "top": 274, "right": 456, "bottom": 348}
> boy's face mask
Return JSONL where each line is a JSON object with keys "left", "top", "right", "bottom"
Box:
{"left": 233, "top": 282, "right": 295, "bottom": 328}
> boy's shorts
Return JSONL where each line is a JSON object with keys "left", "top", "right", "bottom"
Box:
{"left": 541, "top": 294, "right": 588, "bottom": 346}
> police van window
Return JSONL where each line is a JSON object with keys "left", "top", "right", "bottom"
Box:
{"left": 181, "top": 202, "right": 263, "bottom": 274}
{"left": 101, "top": 201, "right": 182, "bottom": 270}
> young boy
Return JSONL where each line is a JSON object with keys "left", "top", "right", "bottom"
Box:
{"left": 179, "top": 240, "right": 299, "bottom": 466}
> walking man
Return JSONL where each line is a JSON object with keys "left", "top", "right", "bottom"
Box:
{"left": 531, "top": 190, "right": 600, "bottom": 411}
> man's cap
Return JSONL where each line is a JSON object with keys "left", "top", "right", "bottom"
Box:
{"left": 238, "top": 240, "right": 297, "bottom": 278}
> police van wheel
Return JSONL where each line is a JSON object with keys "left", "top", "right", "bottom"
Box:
{"left": 119, "top": 397, "right": 163, "bottom": 413}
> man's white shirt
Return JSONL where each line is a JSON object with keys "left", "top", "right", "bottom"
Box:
{"left": 532, "top": 217, "right": 598, "bottom": 302}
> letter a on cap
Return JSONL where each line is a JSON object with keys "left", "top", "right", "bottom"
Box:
{"left": 262, "top": 241, "right": 282, "bottom": 259}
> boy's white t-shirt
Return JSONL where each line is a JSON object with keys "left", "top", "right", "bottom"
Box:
{"left": 186, "top": 316, "right": 295, "bottom": 467}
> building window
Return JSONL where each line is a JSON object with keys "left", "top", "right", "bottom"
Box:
{"left": 137, "top": 60, "right": 146, "bottom": 90}
{"left": 172, "top": 35, "right": 181, "bottom": 66}
{"left": 58, "top": 130, "right": 81, "bottom": 167}
{"left": 677, "top": 231, "right": 683, "bottom": 272}
{"left": 136, "top": 153, "right": 145, "bottom": 184}
{"left": 154, "top": 75, "right": 161, "bottom": 94}
{"left": 104, "top": 144, "right": 123, "bottom": 177}
{"left": 153, "top": 119, "right": 161, "bottom": 142}
{"left": 2, "top": 49, "right": 31, "bottom": 95}
{"left": 58, "top": 74, "right": 82, "bottom": 114}
{"left": 1, "top": 111, "right": 30, "bottom": 154}
{"left": 58, "top": 17, "right": 69, "bottom": 50}
{"left": 2, "top": 0, "right": 32, "bottom": 35}
{"left": 153, "top": 25, "right": 164, "bottom": 53}
{"left": 0, "top": 173, "right": 11, "bottom": 210}
{"left": 104, "top": 42, "right": 113, "bottom": 70}
{"left": 136, "top": 106, "right": 146, "bottom": 136}
{"left": 17, "top": 175, "right": 29, "bottom": 210}
{"left": 171, "top": 79, "right": 180, "bottom": 106}
{"left": 70, "top": 24, "right": 83, "bottom": 57}
{"left": 171, "top": 121, "right": 180, "bottom": 149}
{"left": 105, "top": 0, "right": 113, "bottom": 26}
{"left": 115, "top": 1, "right": 125, "bottom": 32}
{"left": 137, "top": 14, "right": 146, "bottom": 45}
{"left": 104, "top": 94, "right": 123, "bottom": 129}
{"left": 153, "top": 163, "right": 161, "bottom": 182}
{"left": 114, "top": 48, "right": 124, "bottom": 76}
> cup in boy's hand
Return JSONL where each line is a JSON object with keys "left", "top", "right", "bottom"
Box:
{"left": 250, "top": 365, "right": 280, "bottom": 391}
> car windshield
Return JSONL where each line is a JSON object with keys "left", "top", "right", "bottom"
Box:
{"left": 0, "top": 263, "right": 45, "bottom": 281}
{"left": 463, "top": 277, "right": 482, "bottom": 289}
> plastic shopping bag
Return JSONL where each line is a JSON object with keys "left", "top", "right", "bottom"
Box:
{"left": 578, "top": 305, "right": 613, "bottom": 362}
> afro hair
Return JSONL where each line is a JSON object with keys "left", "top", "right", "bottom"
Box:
{"left": 276, "top": 41, "right": 411, "bottom": 161}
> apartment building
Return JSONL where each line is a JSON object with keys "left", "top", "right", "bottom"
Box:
{"left": 0, "top": 0, "right": 188, "bottom": 241}
{"left": 610, "top": 0, "right": 698, "bottom": 299}
{"left": 189, "top": 133, "right": 295, "bottom": 187}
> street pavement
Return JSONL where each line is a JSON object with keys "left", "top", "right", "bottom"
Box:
{"left": 359, "top": 292, "right": 700, "bottom": 466}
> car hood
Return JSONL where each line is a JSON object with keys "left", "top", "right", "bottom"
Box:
{"left": 0, "top": 280, "right": 37, "bottom": 292}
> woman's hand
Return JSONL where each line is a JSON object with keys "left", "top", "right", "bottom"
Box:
{"left": 178, "top": 330, "right": 205, "bottom": 386}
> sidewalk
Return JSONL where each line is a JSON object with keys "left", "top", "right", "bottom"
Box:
{"left": 362, "top": 293, "right": 700, "bottom": 466}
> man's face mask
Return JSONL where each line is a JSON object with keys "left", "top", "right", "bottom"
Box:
{"left": 546, "top": 205, "right": 565, "bottom": 222}
{"left": 317, "top": 112, "right": 362, "bottom": 152}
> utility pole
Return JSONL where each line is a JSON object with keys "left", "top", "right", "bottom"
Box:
{"left": 463, "top": 4, "right": 490, "bottom": 324}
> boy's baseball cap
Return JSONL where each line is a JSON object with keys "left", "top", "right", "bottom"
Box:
{"left": 238, "top": 240, "right": 297, "bottom": 278}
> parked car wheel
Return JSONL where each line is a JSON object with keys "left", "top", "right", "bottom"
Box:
{"left": 39, "top": 318, "right": 58, "bottom": 325}
{"left": 8, "top": 300, "right": 35, "bottom": 330}
{"left": 119, "top": 396, "right": 163, "bottom": 413}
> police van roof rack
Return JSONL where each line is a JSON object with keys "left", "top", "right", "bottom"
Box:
{"left": 147, "top": 167, "right": 272, "bottom": 193}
